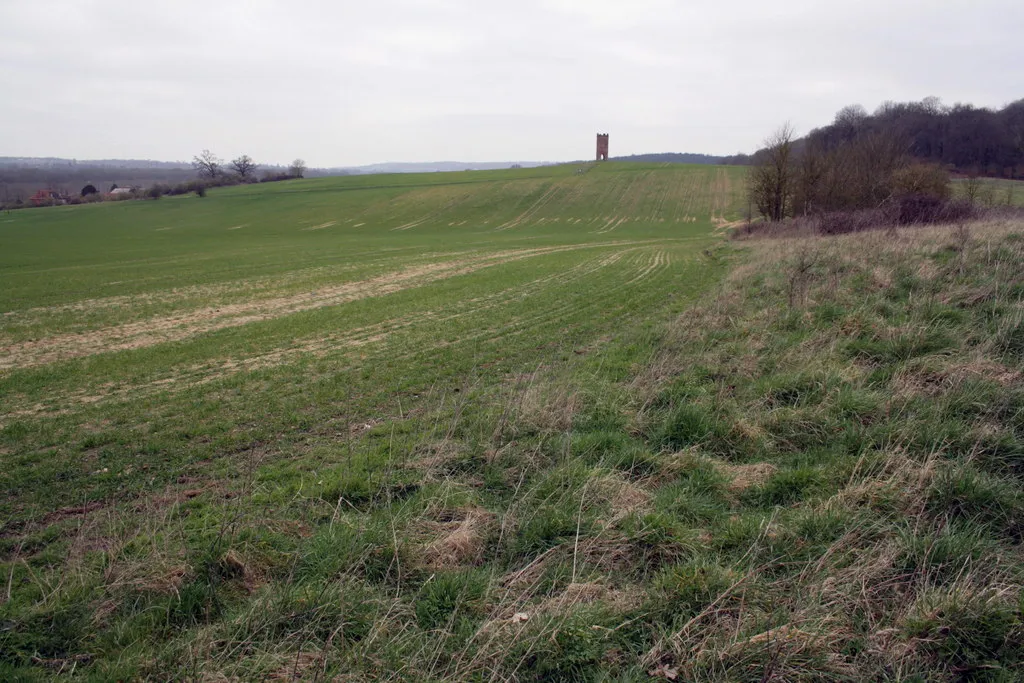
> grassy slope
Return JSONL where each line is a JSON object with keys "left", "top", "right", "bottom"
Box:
{"left": 3, "top": 166, "right": 1023, "bottom": 680}
{"left": 1, "top": 162, "right": 746, "bottom": 679}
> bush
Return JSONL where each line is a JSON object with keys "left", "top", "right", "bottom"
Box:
{"left": 893, "top": 164, "right": 951, "bottom": 200}
{"left": 817, "top": 208, "right": 889, "bottom": 235}
{"left": 738, "top": 199, "right": 982, "bottom": 240}
{"left": 260, "top": 172, "right": 298, "bottom": 183}
{"left": 893, "top": 194, "right": 968, "bottom": 225}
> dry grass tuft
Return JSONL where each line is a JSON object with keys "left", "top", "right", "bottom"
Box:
{"left": 419, "top": 508, "right": 496, "bottom": 570}
{"left": 719, "top": 461, "right": 777, "bottom": 493}
{"left": 407, "top": 439, "right": 467, "bottom": 475}
{"left": 514, "top": 382, "right": 580, "bottom": 434}
{"left": 265, "top": 652, "right": 326, "bottom": 682}
{"left": 593, "top": 473, "right": 653, "bottom": 523}
{"left": 105, "top": 560, "right": 190, "bottom": 596}
{"left": 534, "top": 581, "right": 642, "bottom": 614}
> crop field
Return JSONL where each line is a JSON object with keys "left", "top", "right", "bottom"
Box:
{"left": 0, "top": 163, "right": 743, "bottom": 436}
{"left": 0, "top": 163, "right": 749, "bottom": 679}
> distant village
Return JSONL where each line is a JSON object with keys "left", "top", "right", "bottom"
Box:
{"left": 28, "top": 183, "right": 135, "bottom": 206}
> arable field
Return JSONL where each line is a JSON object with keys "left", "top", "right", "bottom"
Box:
{"left": 1, "top": 163, "right": 748, "bottom": 679}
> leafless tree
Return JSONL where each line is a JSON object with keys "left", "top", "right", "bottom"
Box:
{"left": 963, "top": 173, "right": 983, "bottom": 205}
{"left": 832, "top": 104, "right": 868, "bottom": 142}
{"left": 748, "top": 124, "right": 795, "bottom": 222}
{"left": 192, "top": 150, "right": 222, "bottom": 179}
{"left": 792, "top": 138, "right": 827, "bottom": 216}
{"left": 288, "top": 159, "right": 307, "bottom": 178}
{"left": 231, "top": 155, "right": 257, "bottom": 179}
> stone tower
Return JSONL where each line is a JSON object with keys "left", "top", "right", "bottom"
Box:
{"left": 596, "top": 133, "right": 609, "bottom": 161}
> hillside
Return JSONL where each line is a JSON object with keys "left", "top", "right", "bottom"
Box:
{"left": 0, "top": 162, "right": 744, "bottom": 678}
{"left": 2, "top": 164, "right": 1023, "bottom": 679}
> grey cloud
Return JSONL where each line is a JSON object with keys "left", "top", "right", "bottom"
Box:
{"left": 2, "top": 0, "right": 1022, "bottom": 166}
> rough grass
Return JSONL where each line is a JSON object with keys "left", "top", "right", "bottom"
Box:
{"left": 3, "top": 170, "right": 1024, "bottom": 679}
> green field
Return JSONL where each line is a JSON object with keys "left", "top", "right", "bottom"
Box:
{"left": 0, "top": 162, "right": 748, "bottom": 678}
{"left": 951, "top": 176, "right": 1024, "bottom": 207}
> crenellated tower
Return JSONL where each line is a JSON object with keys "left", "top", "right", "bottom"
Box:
{"left": 596, "top": 133, "right": 609, "bottom": 161}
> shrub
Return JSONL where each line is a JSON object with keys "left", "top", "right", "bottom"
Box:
{"left": 893, "top": 163, "right": 951, "bottom": 200}
{"left": 895, "top": 194, "right": 944, "bottom": 225}
{"left": 260, "top": 172, "right": 298, "bottom": 183}
{"left": 815, "top": 207, "right": 889, "bottom": 235}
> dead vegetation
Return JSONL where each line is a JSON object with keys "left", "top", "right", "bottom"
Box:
{"left": 418, "top": 507, "right": 495, "bottom": 570}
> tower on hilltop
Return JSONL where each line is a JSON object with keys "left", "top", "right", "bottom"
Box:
{"left": 596, "top": 133, "right": 609, "bottom": 161}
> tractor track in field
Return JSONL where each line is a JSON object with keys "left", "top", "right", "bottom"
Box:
{"left": 494, "top": 180, "right": 571, "bottom": 230}
{"left": 0, "top": 244, "right": 678, "bottom": 421}
{"left": 450, "top": 248, "right": 681, "bottom": 354}
{"left": 2, "top": 253, "right": 431, "bottom": 322}
{"left": 0, "top": 242, "right": 652, "bottom": 372}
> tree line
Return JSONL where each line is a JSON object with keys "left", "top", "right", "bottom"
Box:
{"left": 190, "top": 150, "right": 306, "bottom": 182}
{"left": 806, "top": 98, "right": 1024, "bottom": 178}
{"left": 745, "top": 97, "right": 1024, "bottom": 232}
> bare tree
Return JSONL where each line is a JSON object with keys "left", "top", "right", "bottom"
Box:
{"left": 963, "top": 173, "right": 983, "bottom": 205}
{"left": 231, "top": 155, "right": 257, "bottom": 179}
{"left": 748, "top": 124, "right": 795, "bottom": 222}
{"left": 192, "top": 150, "right": 222, "bottom": 179}
{"left": 832, "top": 104, "right": 868, "bottom": 142}
{"left": 288, "top": 159, "right": 307, "bottom": 178}
{"left": 792, "top": 137, "right": 827, "bottom": 216}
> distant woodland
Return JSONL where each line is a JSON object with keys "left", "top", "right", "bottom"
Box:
{"left": 627, "top": 98, "right": 1024, "bottom": 178}
{"left": 744, "top": 97, "right": 1024, "bottom": 232}
{"left": 793, "top": 97, "right": 1024, "bottom": 178}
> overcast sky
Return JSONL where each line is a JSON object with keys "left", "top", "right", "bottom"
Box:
{"left": 2, "top": 0, "right": 1022, "bottom": 167}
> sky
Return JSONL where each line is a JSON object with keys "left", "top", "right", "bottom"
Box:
{"left": 2, "top": 0, "right": 1023, "bottom": 167}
